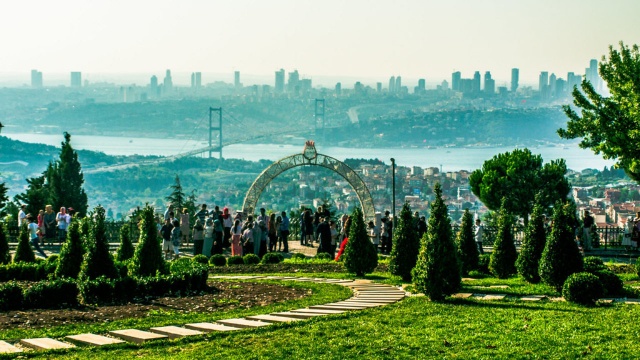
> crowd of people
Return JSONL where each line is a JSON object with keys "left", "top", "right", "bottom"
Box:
{"left": 16, "top": 204, "right": 77, "bottom": 258}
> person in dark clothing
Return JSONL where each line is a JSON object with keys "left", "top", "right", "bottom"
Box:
{"left": 316, "top": 217, "right": 332, "bottom": 255}
{"left": 160, "top": 218, "right": 174, "bottom": 260}
{"left": 417, "top": 216, "right": 427, "bottom": 239}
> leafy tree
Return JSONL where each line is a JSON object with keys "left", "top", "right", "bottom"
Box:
{"left": 49, "top": 133, "right": 88, "bottom": 216}
{"left": 489, "top": 200, "right": 518, "bottom": 279}
{"left": 469, "top": 148, "right": 570, "bottom": 225}
{"left": 343, "top": 207, "right": 378, "bottom": 277}
{"left": 389, "top": 202, "right": 420, "bottom": 281}
{"left": 14, "top": 175, "right": 49, "bottom": 217}
{"left": 13, "top": 224, "right": 35, "bottom": 263}
{"left": 79, "top": 206, "right": 118, "bottom": 280}
{"left": 55, "top": 219, "right": 85, "bottom": 279}
{"left": 456, "top": 209, "right": 478, "bottom": 276}
{"left": 412, "top": 183, "right": 461, "bottom": 300}
{"left": 166, "top": 175, "right": 186, "bottom": 211}
{"left": 116, "top": 225, "right": 134, "bottom": 262}
{"left": 0, "top": 222, "right": 10, "bottom": 264}
{"left": 131, "top": 204, "right": 167, "bottom": 277}
{"left": 539, "top": 201, "right": 584, "bottom": 291}
{"left": 559, "top": 42, "right": 640, "bottom": 181}
{"left": 516, "top": 197, "right": 547, "bottom": 283}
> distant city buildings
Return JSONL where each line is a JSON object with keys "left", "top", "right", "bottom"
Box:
{"left": 275, "top": 69, "right": 285, "bottom": 93}
{"left": 70, "top": 72, "right": 81, "bottom": 87}
{"left": 190, "top": 72, "right": 202, "bottom": 88}
{"left": 483, "top": 71, "right": 494, "bottom": 96}
{"left": 511, "top": 68, "right": 519, "bottom": 92}
{"left": 234, "top": 71, "right": 242, "bottom": 89}
{"left": 163, "top": 70, "right": 173, "bottom": 93}
{"left": 31, "top": 69, "right": 42, "bottom": 88}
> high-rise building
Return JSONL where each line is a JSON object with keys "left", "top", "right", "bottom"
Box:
{"left": 416, "top": 78, "right": 426, "bottom": 94}
{"left": 190, "top": 72, "right": 202, "bottom": 88}
{"left": 70, "top": 72, "right": 81, "bottom": 87}
{"left": 511, "top": 68, "right": 519, "bottom": 93}
{"left": 150, "top": 75, "right": 158, "bottom": 96}
{"left": 440, "top": 80, "right": 449, "bottom": 91}
{"left": 335, "top": 82, "right": 342, "bottom": 96}
{"left": 287, "top": 70, "right": 299, "bottom": 93}
{"left": 539, "top": 71, "right": 549, "bottom": 98}
{"left": 234, "top": 71, "right": 241, "bottom": 88}
{"left": 389, "top": 76, "right": 396, "bottom": 93}
{"left": 31, "top": 69, "right": 43, "bottom": 88}
{"left": 376, "top": 82, "right": 382, "bottom": 93}
{"left": 549, "top": 73, "right": 557, "bottom": 97}
{"left": 451, "top": 71, "right": 461, "bottom": 91}
{"left": 163, "top": 70, "right": 173, "bottom": 93}
{"left": 484, "top": 71, "right": 495, "bottom": 95}
{"left": 586, "top": 59, "right": 601, "bottom": 92}
{"left": 395, "top": 76, "right": 402, "bottom": 93}
{"left": 472, "top": 71, "right": 481, "bottom": 93}
{"left": 555, "top": 78, "right": 566, "bottom": 97}
{"left": 275, "top": 69, "right": 285, "bottom": 93}
{"left": 567, "top": 72, "right": 581, "bottom": 92}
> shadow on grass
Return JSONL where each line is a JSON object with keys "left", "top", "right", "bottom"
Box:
{"left": 442, "top": 297, "right": 580, "bottom": 312}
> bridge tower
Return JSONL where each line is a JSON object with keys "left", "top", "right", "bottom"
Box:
{"left": 209, "top": 107, "right": 222, "bottom": 159}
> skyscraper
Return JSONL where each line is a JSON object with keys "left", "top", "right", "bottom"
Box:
{"left": 549, "top": 73, "right": 557, "bottom": 97}
{"left": 472, "top": 71, "right": 481, "bottom": 93}
{"left": 335, "top": 82, "right": 342, "bottom": 96}
{"left": 163, "top": 70, "right": 173, "bottom": 93}
{"left": 451, "top": 71, "right": 461, "bottom": 91}
{"left": 275, "top": 69, "right": 285, "bottom": 93}
{"left": 190, "top": 72, "right": 202, "bottom": 88}
{"left": 150, "top": 75, "right": 158, "bottom": 97}
{"left": 395, "top": 76, "right": 402, "bottom": 93}
{"left": 376, "top": 82, "right": 382, "bottom": 93}
{"left": 483, "top": 71, "right": 495, "bottom": 95}
{"left": 389, "top": 76, "right": 396, "bottom": 93}
{"left": 416, "top": 78, "right": 426, "bottom": 94}
{"left": 511, "top": 68, "right": 519, "bottom": 93}
{"left": 30, "top": 69, "right": 43, "bottom": 88}
{"left": 586, "top": 59, "right": 601, "bottom": 92}
{"left": 234, "top": 71, "right": 241, "bottom": 89}
{"left": 539, "top": 71, "right": 549, "bottom": 98}
{"left": 287, "top": 70, "right": 299, "bottom": 93}
{"left": 70, "top": 72, "right": 81, "bottom": 87}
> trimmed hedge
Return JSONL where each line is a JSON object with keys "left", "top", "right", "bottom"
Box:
{"left": 291, "top": 253, "right": 307, "bottom": 260}
{"left": 23, "top": 279, "right": 79, "bottom": 309}
{"left": 193, "top": 254, "right": 209, "bottom": 265}
{"left": 209, "top": 254, "right": 227, "bottom": 267}
{"left": 583, "top": 256, "right": 606, "bottom": 273}
{"left": 262, "top": 253, "right": 284, "bottom": 264}
{"left": 227, "top": 256, "right": 245, "bottom": 265}
{"left": 243, "top": 254, "right": 260, "bottom": 265}
{"left": 0, "top": 262, "right": 55, "bottom": 282}
{"left": 314, "top": 253, "right": 332, "bottom": 261}
{"left": 562, "top": 272, "right": 604, "bottom": 306}
{"left": 0, "top": 282, "right": 23, "bottom": 310}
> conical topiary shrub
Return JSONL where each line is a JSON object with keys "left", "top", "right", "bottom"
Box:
{"left": 516, "top": 197, "right": 547, "bottom": 283}
{"left": 456, "top": 209, "right": 478, "bottom": 275}
{"left": 116, "top": 224, "right": 134, "bottom": 262}
{"left": 389, "top": 202, "right": 421, "bottom": 281}
{"left": 539, "top": 201, "right": 584, "bottom": 291}
{"left": 55, "top": 219, "right": 85, "bottom": 279}
{"left": 0, "top": 222, "right": 10, "bottom": 265}
{"left": 13, "top": 223, "right": 35, "bottom": 263}
{"left": 131, "top": 205, "right": 167, "bottom": 277}
{"left": 79, "top": 206, "right": 119, "bottom": 280}
{"left": 489, "top": 200, "right": 518, "bottom": 279}
{"left": 412, "top": 183, "right": 461, "bottom": 301}
{"left": 343, "top": 207, "right": 378, "bottom": 277}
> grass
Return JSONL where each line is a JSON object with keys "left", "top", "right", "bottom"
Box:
{"left": 0, "top": 280, "right": 351, "bottom": 342}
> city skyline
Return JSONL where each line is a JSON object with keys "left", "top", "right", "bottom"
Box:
{"left": 1, "top": 0, "right": 638, "bottom": 86}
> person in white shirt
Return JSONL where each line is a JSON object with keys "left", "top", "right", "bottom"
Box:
{"left": 475, "top": 218, "right": 484, "bottom": 254}
{"left": 27, "top": 215, "right": 47, "bottom": 257}
{"left": 56, "top": 207, "right": 71, "bottom": 243}
{"left": 18, "top": 205, "right": 27, "bottom": 227}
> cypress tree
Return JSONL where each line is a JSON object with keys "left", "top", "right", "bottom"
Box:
{"left": 389, "top": 202, "right": 420, "bottom": 281}
{"left": 79, "top": 206, "right": 118, "bottom": 280}
{"left": 456, "top": 209, "right": 478, "bottom": 275}
{"left": 131, "top": 205, "right": 167, "bottom": 277}
{"left": 55, "top": 219, "right": 85, "bottom": 279}
{"left": 13, "top": 224, "right": 36, "bottom": 263}
{"left": 50, "top": 133, "right": 88, "bottom": 216}
{"left": 0, "top": 222, "right": 11, "bottom": 265}
{"left": 166, "top": 175, "right": 186, "bottom": 211}
{"left": 116, "top": 225, "right": 134, "bottom": 262}
{"left": 0, "top": 181, "right": 8, "bottom": 218}
{"left": 516, "top": 198, "right": 547, "bottom": 283}
{"left": 343, "top": 207, "right": 378, "bottom": 277}
{"left": 412, "top": 183, "right": 461, "bottom": 301}
{"left": 539, "top": 201, "right": 584, "bottom": 291}
{"left": 490, "top": 200, "right": 518, "bottom": 278}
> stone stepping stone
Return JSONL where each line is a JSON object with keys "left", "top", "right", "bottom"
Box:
{"left": 149, "top": 326, "right": 204, "bottom": 339}
{"left": 549, "top": 297, "right": 566, "bottom": 302}
{"left": 624, "top": 299, "right": 640, "bottom": 304}
{"left": 461, "top": 277, "right": 476, "bottom": 281}
{"left": 290, "top": 308, "right": 346, "bottom": 315}
{"left": 109, "top": 329, "right": 168, "bottom": 344}
{"left": 520, "top": 295, "right": 547, "bottom": 302}
{"left": 0, "top": 341, "right": 22, "bottom": 354}
{"left": 324, "top": 279, "right": 347, "bottom": 283}
{"left": 355, "top": 291, "right": 405, "bottom": 295}
{"left": 184, "top": 323, "right": 240, "bottom": 332}
{"left": 598, "top": 298, "right": 615, "bottom": 304}
{"left": 474, "top": 294, "right": 507, "bottom": 301}
{"left": 451, "top": 293, "right": 474, "bottom": 299}
{"left": 65, "top": 333, "right": 125, "bottom": 346}
{"left": 20, "top": 338, "right": 75, "bottom": 351}
{"left": 356, "top": 295, "right": 404, "bottom": 300}
{"left": 271, "top": 311, "right": 327, "bottom": 319}
{"left": 246, "top": 314, "right": 303, "bottom": 323}
{"left": 347, "top": 298, "right": 398, "bottom": 304}
{"left": 216, "top": 318, "right": 272, "bottom": 329}
{"left": 310, "top": 304, "right": 366, "bottom": 311}
{"left": 336, "top": 301, "right": 386, "bottom": 307}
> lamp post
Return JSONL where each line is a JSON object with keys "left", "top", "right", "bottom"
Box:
{"left": 391, "top": 158, "right": 396, "bottom": 227}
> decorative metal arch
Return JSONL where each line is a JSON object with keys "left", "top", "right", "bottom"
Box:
{"left": 242, "top": 141, "right": 375, "bottom": 221}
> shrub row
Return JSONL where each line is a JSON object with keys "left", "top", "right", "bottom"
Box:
{"left": 0, "top": 258, "right": 58, "bottom": 282}
{"left": 0, "top": 279, "right": 79, "bottom": 310}
{"left": 206, "top": 253, "right": 285, "bottom": 267}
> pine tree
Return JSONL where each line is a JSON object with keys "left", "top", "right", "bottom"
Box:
{"left": 166, "top": 175, "right": 186, "bottom": 211}
{"left": 412, "top": 183, "right": 461, "bottom": 301}
{"left": 456, "top": 209, "right": 479, "bottom": 275}
{"left": 13, "top": 224, "right": 35, "bottom": 263}
{"left": 343, "top": 207, "right": 378, "bottom": 277}
{"left": 131, "top": 205, "right": 167, "bottom": 277}
{"left": 79, "top": 206, "right": 118, "bottom": 280}
{"left": 14, "top": 175, "right": 49, "bottom": 217}
{"left": 0, "top": 222, "right": 10, "bottom": 265}
{"left": 389, "top": 202, "right": 420, "bottom": 281}
{"left": 516, "top": 198, "right": 547, "bottom": 283}
{"left": 55, "top": 219, "right": 85, "bottom": 279}
{"left": 116, "top": 225, "right": 134, "bottom": 262}
{"left": 51, "top": 133, "right": 88, "bottom": 216}
{"left": 539, "top": 201, "right": 584, "bottom": 291}
{"left": 0, "top": 181, "right": 9, "bottom": 218}
{"left": 490, "top": 200, "right": 518, "bottom": 278}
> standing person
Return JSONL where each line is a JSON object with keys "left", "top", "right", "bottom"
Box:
{"left": 268, "top": 213, "right": 277, "bottom": 252}
{"left": 257, "top": 208, "right": 269, "bottom": 231}
{"left": 256, "top": 220, "right": 266, "bottom": 257}
{"left": 299, "top": 207, "right": 306, "bottom": 246}
{"left": 583, "top": 210, "right": 595, "bottom": 251}
{"left": 37, "top": 209, "right": 45, "bottom": 246}
{"left": 242, "top": 222, "right": 254, "bottom": 256}
{"left": 231, "top": 219, "right": 243, "bottom": 256}
{"left": 27, "top": 215, "right": 47, "bottom": 258}
{"left": 475, "top": 218, "right": 484, "bottom": 255}
{"left": 313, "top": 206, "right": 323, "bottom": 243}
{"left": 222, "top": 207, "right": 233, "bottom": 248}
{"left": 367, "top": 220, "right": 379, "bottom": 251}
{"left": 213, "top": 217, "right": 224, "bottom": 255}
{"left": 380, "top": 217, "right": 390, "bottom": 254}
{"left": 195, "top": 204, "right": 208, "bottom": 225}
{"left": 329, "top": 220, "right": 339, "bottom": 259}
{"left": 160, "top": 218, "right": 174, "bottom": 260}
{"left": 180, "top": 208, "right": 190, "bottom": 245}
{"left": 317, "top": 217, "right": 332, "bottom": 255}
{"left": 56, "top": 207, "right": 70, "bottom": 244}
{"left": 203, "top": 218, "right": 214, "bottom": 257}
{"left": 18, "top": 205, "right": 27, "bottom": 227}
{"left": 171, "top": 219, "right": 182, "bottom": 260}
{"left": 192, "top": 219, "right": 204, "bottom": 256}
{"left": 164, "top": 204, "right": 173, "bottom": 222}
{"left": 274, "top": 215, "right": 282, "bottom": 252}
{"left": 43, "top": 205, "right": 56, "bottom": 245}
{"left": 303, "top": 209, "right": 314, "bottom": 247}
{"left": 279, "top": 211, "right": 290, "bottom": 252}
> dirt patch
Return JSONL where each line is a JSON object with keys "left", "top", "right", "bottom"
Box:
{"left": 0, "top": 281, "right": 308, "bottom": 331}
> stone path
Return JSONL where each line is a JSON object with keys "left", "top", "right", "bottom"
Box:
{"left": 0, "top": 276, "right": 406, "bottom": 354}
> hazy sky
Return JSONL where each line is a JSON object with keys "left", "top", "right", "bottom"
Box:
{"left": 1, "top": 0, "right": 639, "bottom": 86}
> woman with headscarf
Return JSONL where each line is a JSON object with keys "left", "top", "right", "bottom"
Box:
{"left": 231, "top": 219, "right": 243, "bottom": 256}
{"left": 222, "top": 207, "right": 233, "bottom": 248}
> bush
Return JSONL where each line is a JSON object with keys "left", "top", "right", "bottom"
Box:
{"left": 193, "top": 254, "right": 209, "bottom": 265}
{"left": 477, "top": 254, "right": 491, "bottom": 274}
{"left": 55, "top": 219, "right": 85, "bottom": 279}
{"left": 116, "top": 225, "right": 134, "bottom": 262}
{"left": 562, "top": 272, "right": 604, "bottom": 305}
{"left": 113, "top": 276, "right": 137, "bottom": 303}
{"left": 0, "top": 223, "right": 10, "bottom": 265}
{"left": 314, "top": 253, "right": 332, "bottom": 261}
{"left": 0, "top": 262, "right": 52, "bottom": 282}
{"left": 412, "top": 183, "right": 461, "bottom": 300}
{"left": 389, "top": 202, "right": 421, "bottom": 281}
{"left": 490, "top": 201, "right": 518, "bottom": 279}
{"left": 593, "top": 270, "right": 624, "bottom": 297}
{"left": 209, "top": 254, "right": 227, "bottom": 267}
{"left": 131, "top": 205, "right": 167, "bottom": 277}
{"left": 23, "top": 279, "right": 79, "bottom": 309}
{"left": 455, "top": 209, "right": 479, "bottom": 276}
{"left": 80, "top": 276, "right": 115, "bottom": 304}
{"left": 243, "top": 254, "right": 260, "bottom": 265}
{"left": 170, "top": 258, "right": 193, "bottom": 274}
{"left": 14, "top": 223, "right": 35, "bottom": 263}
{"left": 262, "top": 252, "right": 283, "bottom": 264}
{"left": 343, "top": 207, "right": 378, "bottom": 277}
{"left": 584, "top": 256, "right": 606, "bottom": 273}
{"left": 291, "top": 253, "right": 307, "bottom": 260}
{"left": 227, "top": 255, "right": 245, "bottom": 265}
{"left": 516, "top": 198, "right": 547, "bottom": 283}
{"left": 79, "top": 206, "right": 119, "bottom": 280}
{"left": 0, "top": 282, "right": 23, "bottom": 310}
{"left": 114, "top": 260, "right": 129, "bottom": 278}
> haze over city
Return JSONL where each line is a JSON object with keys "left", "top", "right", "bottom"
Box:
{"left": 1, "top": 0, "right": 639, "bottom": 87}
